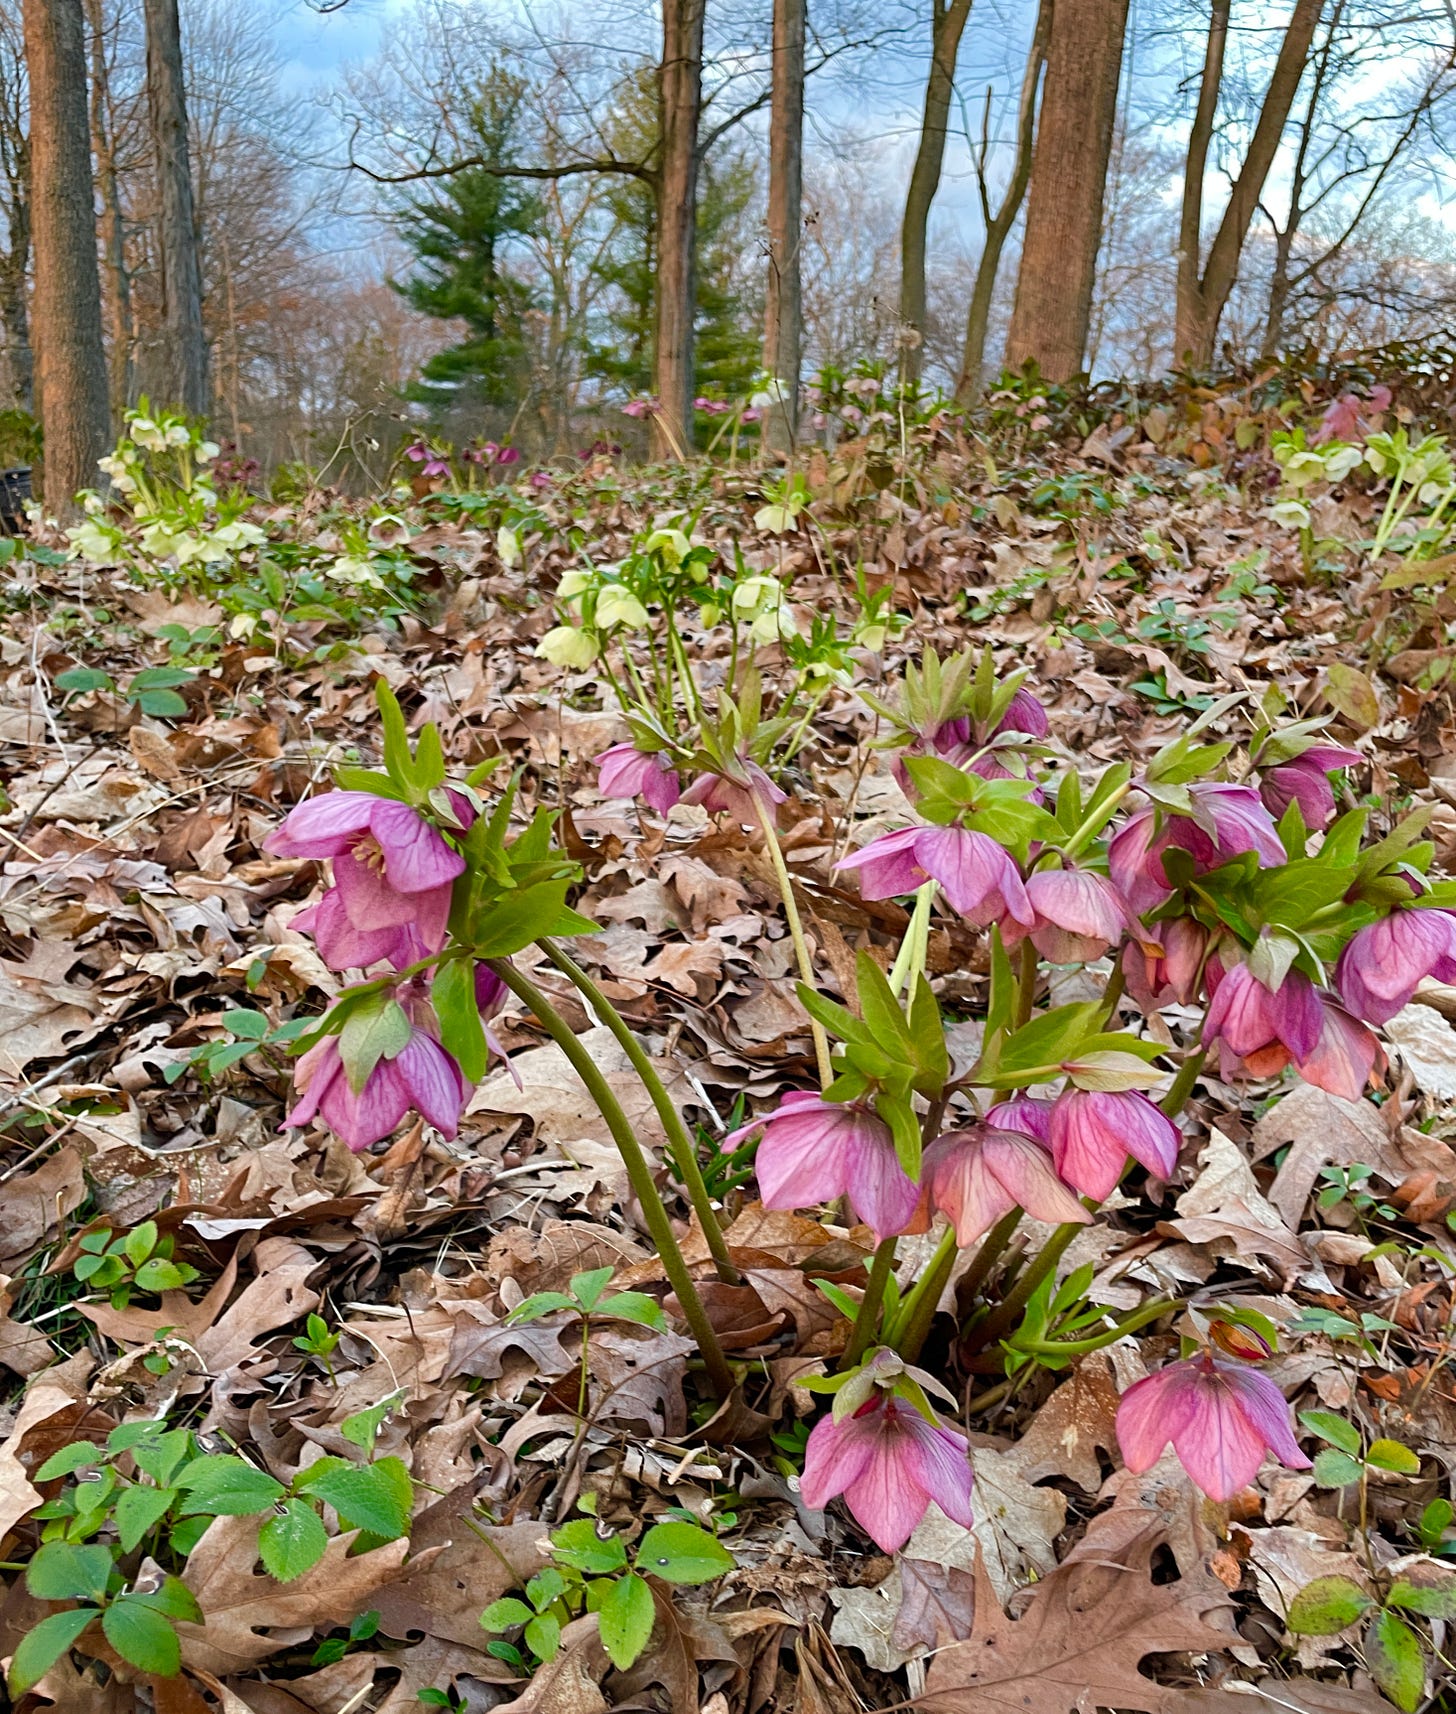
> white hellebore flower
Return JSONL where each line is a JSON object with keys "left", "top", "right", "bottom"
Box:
{"left": 496, "top": 525, "right": 522, "bottom": 569}
{"left": 1324, "top": 445, "right": 1363, "bottom": 481}
{"left": 595, "top": 584, "right": 649, "bottom": 630}
{"left": 537, "top": 625, "right": 598, "bottom": 668}
{"left": 1271, "top": 499, "right": 1311, "bottom": 530}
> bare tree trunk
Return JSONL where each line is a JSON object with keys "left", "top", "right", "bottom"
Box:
{"left": 0, "top": 236, "right": 31, "bottom": 412}
{"left": 899, "top": 0, "right": 973, "bottom": 386}
{"left": 653, "top": 0, "right": 705, "bottom": 460}
{"left": 762, "top": 0, "right": 805, "bottom": 449}
{"left": 84, "top": 0, "right": 132, "bottom": 421}
{"left": 22, "top": 0, "right": 110, "bottom": 517}
{"left": 144, "top": 0, "right": 208, "bottom": 417}
{"left": 956, "top": 0, "right": 1050, "bottom": 399}
{"left": 1004, "top": 0, "right": 1129, "bottom": 382}
{"left": 1174, "top": 0, "right": 1324, "bottom": 368}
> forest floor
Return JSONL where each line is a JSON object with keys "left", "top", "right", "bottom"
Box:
{"left": 2, "top": 354, "right": 1456, "bottom": 1714}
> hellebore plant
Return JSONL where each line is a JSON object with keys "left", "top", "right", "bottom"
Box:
{"left": 271, "top": 684, "right": 738, "bottom": 1397}
{"left": 708, "top": 652, "right": 1456, "bottom": 1547}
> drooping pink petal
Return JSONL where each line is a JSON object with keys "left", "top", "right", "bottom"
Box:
{"left": 924, "top": 1132, "right": 1017, "bottom": 1247}
{"left": 333, "top": 847, "right": 419, "bottom": 929}
{"left": 1108, "top": 810, "right": 1175, "bottom": 916}
{"left": 841, "top": 1408, "right": 955, "bottom": 1552}
{"left": 369, "top": 798, "right": 466, "bottom": 893}
{"left": 1050, "top": 1089, "right": 1179, "bottom": 1199}
{"left": 264, "top": 790, "right": 379, "bottom": 858}
{"left": 396, "top": 1032, "right": 468, "bottom": 1137}
{"left": 1115, "top": 1365, "right": 1202, "bottom": 1474}
{"left": 799, "top": 1411, "right": 877, "bottom": 1510}
{"left": 1024, "top": 868, "right": 1129, "bottom": 963}
{"left": 981, "top": 1130, "right": 1092, "bottom": 1227}
{"left": 1169, "top": 1374, "right": 1276, "bottom": 1501}
{"left": 835, "top": 827, "right": 930, "bottom": 900}
{"left": 282, "top": 1036, "right": 342, "bottom": 1131}
{"left": 1217, "top": 1366, "right": 1312, "bottom": 1473}
{"left": 899, "top": 1413, "right": 976, "bottom": 1529}
{"left": 1336, "top": 908, "right": 1456, "bottom": 1026}
{"left": 986, "top": 1095, "right": 1055, "bottom": 1143}
{"left": 1296, "top": 1000, "right": 1380, "bottom": 1102}
{"left": 840, "top": 1124, "right": 921, "bottom": 1244}
{"left": 294, "top": 888, "right": 412, "bottom": 972}
{"left": 995, "top": 686, "right": 1049, "bottom": 739}
{"left": 914, "top": 827, "right": 1033, "bottom": 926}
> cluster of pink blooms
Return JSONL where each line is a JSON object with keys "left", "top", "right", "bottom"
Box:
{"left": 589, "top": 680, "right": 1436, "bottom": 1536}
{"left": 265, "top": 790, "right": 506, "bottom": 1151}
{"left": 595, "top": 742, "right": 787, "bottom": 825}
{"left": 462, "top": 440, "right": 521, "bottom": 467}
{"left": 402, "top": 439, "right": 451, "bottom": 479}
{"left": 1313, "top": 382, "right": 1391, "bottom": 446}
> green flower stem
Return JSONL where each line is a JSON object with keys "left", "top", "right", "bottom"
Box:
{"left": 1014, "top": 939, "right": 1038, "bottom": 1029}
{"left": 886, "top": 1222, "right": 957, "bottom": 1359}
{"left": 484, "top": 957, "right": 734, "bottom": 1400}
{"left": 1160, "top": 1043, "right": 1206, "bottom": 1116}
{"left": 753, "top": 792, "right": 833, "bottom": 1087}
{"left": 541, "top": 939, "right": 740, "bottom": 1286}
{"left": 1011, "top": 1296, "right": 1176, "bottom": 1361}
{"left": 888, "top": 882, "right": 935, "bottom": 997}
{"left": 839, "top": 1237, "right": 898, "bottom": 1371}
{"left": 961, "top": 1215, "right": 1084, "bottom": 1359}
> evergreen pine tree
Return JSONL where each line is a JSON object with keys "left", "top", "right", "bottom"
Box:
{"left": 392, "top": 69, "right": 540, "bottom": 417}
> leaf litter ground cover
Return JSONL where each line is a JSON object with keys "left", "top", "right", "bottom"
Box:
{"left": 2, "top": 362, "right": 1456, "bottom": 1711}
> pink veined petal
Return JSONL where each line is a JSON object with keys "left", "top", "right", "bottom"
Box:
{"left": 835, "top": 827, "right": 930, "bottom": 900}
{"left": 1170, "top": 1369, "right": 1275, "bottom": 1500}
{"left": 596, "top": 744, "right": 652, "bottom": 798}
{"left": 720, "top": 1088, "right": 824, "bottom": 1150}
{"left": 1218, "top": 1365, "right": 1312, "bottom": 1472}
{"left": 1115, "top": 1364, "right": 1202, "bottom": 1474}
{"left": 842, "top": 1127, "right": 921, "bottom": 1244}
{"left": 1296, "top": 1002, "right": 1378, "bottom": 1103}
{"left": 799, "top": 1411, "right": 878, "bottom": 1510}
{"left": 1270, "top": 970, "right": 1325, "bottom": 1063}
{"left": 264, "top": 790, "right": 379, "bottom": 858}
{"left": 1204, "top": 963, "right": 1276, "bottom": 1057}
{"left": 1116, "top": 1091, "right": 1181, "bottom": 1179}
{"left": 1049, "top": 1090, "right": 1128, "bottom": 1200}
{"left": 396, "top": 1031, "right": 468, "bottom": 1137}
{"left": 916, "top": 827, "right": 1034, "bottom": 926}
{"left": 753, "top": 1108, "right": 860, "bottom": 1211}
{"left": 322, "top": 1055, "right": 411, "bottom": 1152}
{"left": 369, "top": 798, "right": 466, "bottom": 893}
{"left": 898, "top": 1413, "right": 976, "bottom": 1530}
{"left": 1108, "top": 810, "right": 1174, "bottom": 917}
{"left": 640, "top": 761, "right": 682, "bottom": 814}
{"left": 1026, "top": 869, "right": 1127, "bottom": 945}
{"left": 982, "top": 1130, "right": 1093, "bottom": 1228}
{"left": 841, "top": 1409, "right": 939, "bottom": 1552}
{"left": 333, "top": 847, "right": 418, "bottom": 930}
{"left": 411, "top": 881, "right": 454, "bottom": 957}
{"left": 986, "top": 1095, "right": 1055, "bottom": 1144}
{"left": 282, "top": 1037, "right": 342, "bottom": 1131}
{"left": 925, "top": 1133, "right": 1018, "bottom": 1247}
{"left": 299, "top": 887, "right": 412, "bottom": 972}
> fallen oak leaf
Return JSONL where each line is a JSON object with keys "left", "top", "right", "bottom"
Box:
{"left": 921, "top": 1520, "right": 1233, "bottom": 1714}
{"left": 174, "top": 1513, "right": 415, "bottom": 1675}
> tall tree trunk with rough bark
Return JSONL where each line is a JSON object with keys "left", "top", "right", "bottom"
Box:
{"left": 899, "top": 0, "right": 973, "bottom": 386}
{"left": 956, "top": 0, "right": 1050, "bottom": 399}
{"left": 85, "top": 0, "right": 132, "bottom": 421}
{"left": 1174, "top": 0, "right": 1324, "bottom": 368}
{"left": 1004, "top": 0, "right": 1129, "bottom": 382}
{"left": 144, "top": 0, "right": 208, "bottom": 417}
{"left": 653, "top": 0, "right": 705, "bottom": 460}
{"left": 762, "top": 0, "right": 804, "bottom": 449}
{"left": 22, "top": 0, "right": 110, "bottom": 517}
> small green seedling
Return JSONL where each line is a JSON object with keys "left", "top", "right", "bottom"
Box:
{"left": 73, "top": 1221, "right": 199, "bottom": 1309}
{"left": 508, "top": 1267, "right": 667, "bottom": 1416}
{"left": 1301, "top": 1413, "right": 1422, "bottom": 1491}
{"left": 55, "top": 664, "right": 196, "bottom": 718}
{"left": 1288, "top": 1561, "right": 1456, "bottom": 1711}
{"left": 164, "top": 1009, "right": 313, "bottom": 1085}
{"left": 481, "top": 1504, "right": 734, "bottom": 1674}
{"left": 293, "top": 1313, "right": 343, "bottom": 1384}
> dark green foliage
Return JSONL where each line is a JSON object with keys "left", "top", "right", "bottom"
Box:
{"left": 393, "top": 68, "right": 540, "bottom": 415}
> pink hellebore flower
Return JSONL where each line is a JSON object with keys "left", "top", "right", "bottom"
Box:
{"left": 1122, "top": 917, "right": 1209, "bottom": 1010}
{"left": 284, "top": 1027, "right": 468, "bottom": 1153}
{"left": 1012, "top": 869, "right": 1130, "bottom": 964}
{"left": 1299, "top": 999, "right": 1382, "bottom": 1103}
{"left": 837, "top": 826, "right": 1033, "bottom": 926}
{"left": 594, "top": 742, "right": 682, "bottom": 815}
{"left": 986, "top": 1094, "right": 1055, "bottom": 1142}
{"left": 1259, "top": 743, "right": 1361, "bottom": 830}
{"left": 923, "top": 1122, "right": 1090, "bottom": 1247}
{"left": 996, "top": 685, "right": 1050, "bottom": 739}
{"left": 680, "top": 760, "right": 787, "bottom": 826}
{"left": 266, "top": 790, "right": 463, "bottom": 955}
{"left": 800, "top": 1391, "right": 974, "bottom": 1552}
{"left": 1204, "top": 961, "right": 1324, "bottom": 1072}
{"left": 1049, "top": 1088, "right": 1181, "bottom": 1200}
{"left": 1336, "top": 907, "right": 1456, "bottom": 1026}
{"left": 1313, "top": 384, "right": 1391, "bottom": 446}
{"left": 404, "top": 440, "right": 450, "bottom": 478}
{"left": 622, "top": 397, "right": 658, "bottom": 419}
{"left": 1115, "top": 1350, "right": 1311, "bottom": 1501}
{"left": 1109, "top": 784, "right": 1284, "bottom": 916}
{"left": 723, "top": 1092, "right": 918, "bottom": 1244}
{"left": 291, "top": 888, "right": 447, "bottom": 975}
